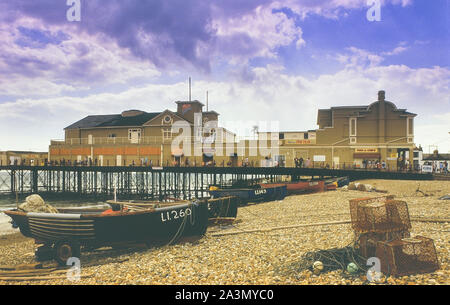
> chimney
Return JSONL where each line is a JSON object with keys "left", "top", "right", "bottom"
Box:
{"left": 378, "top": 90, "right": 385, "bottom": 102}
{"left": 377, "top": 90, "right": 386, "bottom": 143}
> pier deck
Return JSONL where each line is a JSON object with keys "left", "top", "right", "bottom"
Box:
{"left": 0, "top": 165, "right": 433, "bottom": 199}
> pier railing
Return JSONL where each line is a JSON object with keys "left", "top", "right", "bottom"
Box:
{"left": 0, "top": 165, "right": 433, "bottom": 199}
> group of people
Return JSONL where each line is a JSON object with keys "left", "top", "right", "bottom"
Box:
{"left": 294, "top": 157, "right": 313, "bottom": 168}
{"left": 362, "top": 159, "right": 387, "bottom": 170}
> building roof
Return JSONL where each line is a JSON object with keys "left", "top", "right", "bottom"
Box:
{"left": 175, "top": 100, "right": 205, "bottom": 106}
{"left": 2, "top": 151, "right": 48, "bottom": 154}
{"left": 65, "top": 112, "right": 161, "bottom": 129}
{"left": 423, "top": 153, "right": 450, "bottom": 161}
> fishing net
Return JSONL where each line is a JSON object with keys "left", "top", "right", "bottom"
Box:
{"left": 297, "top": 239, "right": 368, "bottom": 275}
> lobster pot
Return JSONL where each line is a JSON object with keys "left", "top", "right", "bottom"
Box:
{"left": 375, "top": 236, "right": 440, "bottom": 276}
{"left": 349, "top": 196, "right": 411, "bottom": 233}
{"left": 357, "top": 230, "right": 410, "bottom": 258}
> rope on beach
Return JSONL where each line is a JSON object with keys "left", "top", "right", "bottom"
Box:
{"left": 210, "top": 220, "right": 352, "bottom": 237}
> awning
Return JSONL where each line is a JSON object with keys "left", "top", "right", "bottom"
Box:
{"left": 353, "top": 153, "right": 381, "bottom": 159}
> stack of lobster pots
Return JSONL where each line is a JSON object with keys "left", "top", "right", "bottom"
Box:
{"left": 349, "top": 195, "right": 439, "bottom": 276}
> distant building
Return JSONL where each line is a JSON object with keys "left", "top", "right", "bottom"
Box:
{"left": 49, "top": 91, "right": 418, "bottom": 169}
{"left": 422, "top": 150, "right": 450, "bottom": 173}
{"left": 0, "top": 151, "right": 48, "bottom": 166}
{"left": 412, "top": 145, "right": 424, "bottom": 171}
{"left": 259, "top": 91, "right": 417, "bottom": 169}
{"left": 49, "top": 100, "right": 236, "bottom": 166}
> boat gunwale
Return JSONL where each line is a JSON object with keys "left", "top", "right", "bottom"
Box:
{"left": 2, "top": 202, "right": 199, "bottom": 220}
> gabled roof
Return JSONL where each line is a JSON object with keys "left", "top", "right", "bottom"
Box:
{"left": 97, "top": 112, "right": 161, "bottom": 127}
{"left": 143, "top": 109, "right": 190, "bottom": 126}
{"left": 65, "top": 112, "right": 161, "bottom": 129}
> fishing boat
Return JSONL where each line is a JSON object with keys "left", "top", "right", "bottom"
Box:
{"left": 108, "top": 197, "right": 240, "bottom": 220}
{"left": 209, "top": 185, "right": 287, "bottom": 204}
{"left": 3, "top": 200, "right": 209, "bottom": 265}
{"left": 207, "top": 196, "right": 239, "bottom": 218}
{"left": 325, "top": 176, "right": 350, "bottom": 188}
{"left": 258, "top": 180, "right": 325, "bottom": 195}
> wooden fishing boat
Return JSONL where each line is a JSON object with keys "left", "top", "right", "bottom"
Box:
{"left": 209, "top": 185, "right": 287, "bottom": 204}
{"left": 259, "top": 180, "right": 325, "bottom": 195}
{"left": 3, "top": 200, "right": 208, "bottom": 265}
{"left": 207, "top": 196, "right": 239, "bottom": 218}
{"left": 107, "top": 196, "right": 240, "bottom": 219}
{"left": 325, "top": 176, "right": 350, "bottom": 188}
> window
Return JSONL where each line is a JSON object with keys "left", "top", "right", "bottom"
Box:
{"left": 128, "top": 129, "right": 141, "bottom": 144}
{"left": 163, "top": 128, "right": 172, "bottom": 140}
{"left": 407, "top": 117, "right": 414, "bottom": 136}
{"left": 108, "top": 133, "right": 116, "bottom": 138}
{"left": 349, "top": 118, "right": 357, "bottom": 137}
{"left": 163, "top": 115, "right": 172, "bottom": 125}
{"left": 304, "top": 133, "right": 309, "bottom": 140}
{"left": 279, "top": 133, "right": 284, "bottom": 140}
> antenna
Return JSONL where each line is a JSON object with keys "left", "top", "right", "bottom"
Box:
{"left": 189, "top": 77, "right": 191, "bottom": 102}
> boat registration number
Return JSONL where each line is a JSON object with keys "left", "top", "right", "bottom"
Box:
{"left": 254, "top": 189, "right": 267, "bottom": 195}
{"left": 161, "top": 208, "right": 192, "bottom": 222}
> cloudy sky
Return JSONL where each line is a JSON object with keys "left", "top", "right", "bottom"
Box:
{"left": 0, "top": 0, "right": 449, "bottom": 153}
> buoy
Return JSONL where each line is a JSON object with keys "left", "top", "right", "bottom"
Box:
{"left": 347, "top": 262, "right": 359, "bottom": 274}
{"left": 313, "top": 261, "right": 324, "bottom": 274}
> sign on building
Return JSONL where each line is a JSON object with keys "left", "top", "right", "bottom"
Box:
{"left": 313, "top": 155, "right": 326, "bottom": 162}
{"left": 422, "top": 165, "right": 433, "bottom": 173}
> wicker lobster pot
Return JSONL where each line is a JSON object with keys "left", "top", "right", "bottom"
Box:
{"left": 375, "top": 236, "right": 440, "bottom": 276}
{"left": 349, "top": 196, "right": 411, "bottom": 234}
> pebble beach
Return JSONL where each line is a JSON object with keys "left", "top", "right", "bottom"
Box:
{"left": 0, "top": 179, "right": 448, "bottom": 285}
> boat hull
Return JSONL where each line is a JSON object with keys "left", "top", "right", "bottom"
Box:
{"left": 259, "top": 181, "right": 325, "bottom": 195}
{"left": 209, "top": 185, "right": 287, "bottom": 203}
{"left": 3, "top": 201, "right": 209, "bottom": 247}
{"left": 207, "top": 196, "right": 239, "bottom": 218}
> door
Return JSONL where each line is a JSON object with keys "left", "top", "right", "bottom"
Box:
{"left": 333, "top": 157, "right": 340, "bottom": 169}
{"left": 116, "top": 155, "right": 122, "bottom": 166}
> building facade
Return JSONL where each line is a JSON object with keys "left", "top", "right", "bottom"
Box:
{"left": 259, "top": 91, "right": 417, "bottom": 169}
{"left": 49, "top": 100, "right": 238, "bottom": 166}
{"left": 49, "top": 91, "right": 417, "bottom": 169}
{"left": 0, "top": 151, "right": 48, "bottom": 166}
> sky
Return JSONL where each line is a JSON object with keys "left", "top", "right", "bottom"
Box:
{"left": 0, "top": 0, "right": 449, "bottom": 153}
